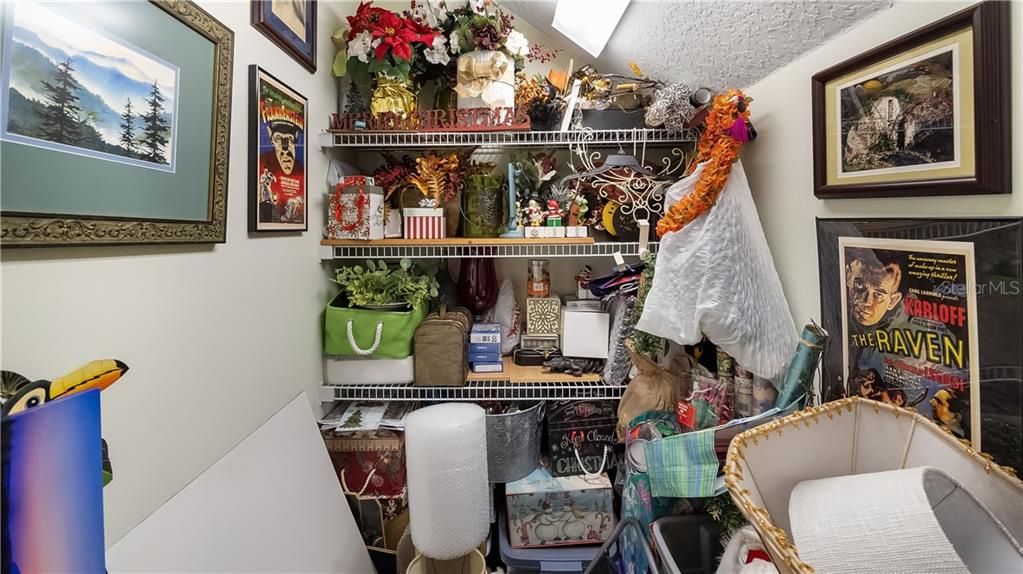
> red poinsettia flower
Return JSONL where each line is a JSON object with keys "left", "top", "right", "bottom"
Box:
{"left": 403, "top": 17, "right": 438, "bottom": 45}
{"left": 347, "top": 1, "right": 389, "bottom": 39}
{"left": 371, "top": 11, "right": 416, "bottom": 61}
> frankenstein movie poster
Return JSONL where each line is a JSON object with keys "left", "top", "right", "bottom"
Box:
{"left": 840, "top": 237, "right": 980, "bottom": 446}
{"left": 254, "top": 69, "right": 306, "bottom": 231}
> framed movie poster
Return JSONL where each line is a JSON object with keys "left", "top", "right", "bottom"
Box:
{"left": 818, "top": 218, "right": 1023, "bottom": 475}
{"left": 811, "top": 1, "right": 1010, "bottom": 199}
{"left": 249, "top": 65, "right": 307, "bottom": 233}
{"left": 0, "top": 0, "right": 233, "bottom": 247}
{"left": 251, "top": 0, "right": 316, "bottom": 73}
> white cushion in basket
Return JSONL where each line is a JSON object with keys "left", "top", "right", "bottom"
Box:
{"left": 789, "top": 466, "right": 1023, "bottom": 573}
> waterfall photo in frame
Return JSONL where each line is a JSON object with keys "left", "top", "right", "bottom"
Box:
{"left": 0, "top": 0, "right": 233, "bottom": 247}
{"left": 817, "top": 218, "right": 1023, "bottom": 475}
{"left": 811, "top": 2, "right": 1010, "bottom": 199}
{"left": 248, "top": 65, "right": 307, "bottom": 233}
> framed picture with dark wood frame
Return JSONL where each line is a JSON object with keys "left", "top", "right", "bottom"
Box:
{"left": 816, "top": 217, "right": 1023, "bottom": 475}
{"left": 0, "top": 0, "right": 233, "bottom": 247}
{"left": 811, "top": 1, "right": 1011, "bottom": 199}
{"left": 249, "top": 65, "right": 308, "bottom": 233}
{"left": 251, "top": 0, "right": 317, "bottom": 73}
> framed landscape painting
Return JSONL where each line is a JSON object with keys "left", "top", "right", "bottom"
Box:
{"left": 811, "top": 2, "right": 1010, "bottom": 199}
{"left": 251, "top": 0, "right": 316, "bottom": 73}
{"left": 249, "top": 65, "right": 307, "bottom": 233}
{"left": 817, "top": 218, "right": 1023, "bottom": 475}
{"left": 0, "top": 0, "right": 233, "bottom": 247}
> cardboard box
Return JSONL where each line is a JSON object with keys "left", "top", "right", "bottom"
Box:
{"left": 524, "top": 226, "right": 555, "bottom": 239}
{"left": 565, "top": 226, "right": 589, "bottom": 238}
{"left": 468, "top": 351, "right": 501, "bottom": 364}
{"left": 561, "top": 308, "right": 609, "bottom": 359}
{"left": 403, "top": 208, "right": 445, "bottom": 239}
{"left": 472, "top": 362, "right": 504, "bottom": 373}
{"left": 468, "top": 342, "right": 501, "bottom": 354}
{"left": 526, "top": 298, "right": 561, "bottom": 336}
{"left": 384, "top": 209, "right": 402, "bottom": 238}
{"left": 506, "top": 467, "right": 615, "bottom": 548}
{"left": 470, "top": 323, "right": 502, "bottom": 345}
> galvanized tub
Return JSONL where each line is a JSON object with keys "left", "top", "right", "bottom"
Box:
{"left": 485, "top": 402, "right": 544, "bottom": 483}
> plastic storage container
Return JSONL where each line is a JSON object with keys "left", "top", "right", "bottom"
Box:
{"left": 583, "top": 518, "right": 659, "bottom": 574}
{"left": 650, "top": 515, "right": 721, "bottom": 574}
{"left": 499, "top": 510, "right": 598, "bottom": 574}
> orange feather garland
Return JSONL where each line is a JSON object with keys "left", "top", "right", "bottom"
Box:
{"left": 657, "top": 89, "right": 752, "bottom": 237}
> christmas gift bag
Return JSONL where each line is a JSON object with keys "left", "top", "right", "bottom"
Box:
{"left": 327, "top": 183, "right": 384, "bottom": 240}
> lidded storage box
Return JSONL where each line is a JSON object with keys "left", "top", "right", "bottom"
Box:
{"left": 414, "top": 305, "right": 472, "bottom": 387}
{"left": 505, "top": 467, "right": 615, "bottom": 549}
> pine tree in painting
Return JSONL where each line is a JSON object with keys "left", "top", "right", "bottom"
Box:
{"left": 342, "top": 409, "right": 364, "bottom": 428}
{"left": 139, "top": 81, "right": 169, "bottom": 164}
{"left": 344, "top": 80, "right": 367, "bottom": 114}
{"left": 119, "top": 98, "right": 137, "bottom": 157}
{"left": 36, "top": 59, "right": 83, "bottom": 145}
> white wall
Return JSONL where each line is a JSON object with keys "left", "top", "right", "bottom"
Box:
{"left": 1, "top": 0, "right": 343, "bottom": 546}
{"left": 743, "top": 0, "right": 1022, "bottom": 328}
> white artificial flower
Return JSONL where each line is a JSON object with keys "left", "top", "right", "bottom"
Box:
{"left": 449, "top": 34, "right": 463, "bottom": 55}
{"left": 347, "top": 30, "right": 374, "bottom": 63}
{"left": 469, "top": 0, "right": 485, "bottom": 15}
{"left": 425, "top": 36, "right": 451, "bottom": 65}
{"left": 504, "top": 30, "right": 529, "bottom": 58}
{"left": 411, "top": 0, "right": 448, "bottom": 28}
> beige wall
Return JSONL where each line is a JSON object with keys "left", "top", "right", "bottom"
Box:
{"left": 1, "top": 1, "right": 344, "bottom": 545}
{"left": 743, "top": 0, "right": 1022, "bottom": 328}
{"left": 0, "top": 1, "right": 583, "bottom": 547}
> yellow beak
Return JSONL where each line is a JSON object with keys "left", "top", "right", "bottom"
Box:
{"left": 48, "top": 359, "right": 129, "bottom": 400}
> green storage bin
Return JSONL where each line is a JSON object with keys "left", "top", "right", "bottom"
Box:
{"left": 324, "top": 293, "right": 427, "bottom": 359}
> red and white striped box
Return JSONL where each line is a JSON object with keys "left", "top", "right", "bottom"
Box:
{"left": 402, "top": 208, "right": 446, "bottom": 239}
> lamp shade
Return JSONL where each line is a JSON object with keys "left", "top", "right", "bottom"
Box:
{"left": 724, "top": 398, "right": 1023, "bottom": 574}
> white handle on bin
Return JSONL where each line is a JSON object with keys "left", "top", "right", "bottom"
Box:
{"left": 574, "top": 444, "right": 609, "bottom": 479}
{"left": 346, "top": 320, "right": 384, "bottom": 355}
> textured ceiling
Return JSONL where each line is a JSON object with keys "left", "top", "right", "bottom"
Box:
{"left": 505, "top": 0, "right": 894, "bottom": 89}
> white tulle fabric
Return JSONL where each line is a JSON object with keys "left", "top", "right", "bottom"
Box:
{"left": 637, "top": 160, "right": 797, "bottom": 379}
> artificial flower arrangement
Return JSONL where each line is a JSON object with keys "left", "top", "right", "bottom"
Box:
{"left": 335, "top": 1, "right": 438, "bottom": 82}
{"left": 333, "top": 0, "right": 534, "bottom": 116}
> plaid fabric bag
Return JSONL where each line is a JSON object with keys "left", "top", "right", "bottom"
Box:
{"left": 644, "top": 429, "right": 718, "bottom": 498}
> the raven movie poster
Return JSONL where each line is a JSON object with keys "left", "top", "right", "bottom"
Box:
{"left": 840, "top": 237, "right": 979, "bottom": 443}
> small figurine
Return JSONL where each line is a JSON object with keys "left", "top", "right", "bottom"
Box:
{"left": 567, "top": 195, "right": 589, "bottom": 226}
{"left": 545, "top": 199, "right": 562, "bottom": 225}
{"left": 527, "top": 199, "right": 544, "bottom": 227}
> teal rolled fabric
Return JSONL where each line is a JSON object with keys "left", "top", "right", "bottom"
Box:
{"left": 776, "top": 323, "right": 829, "bottom": 409}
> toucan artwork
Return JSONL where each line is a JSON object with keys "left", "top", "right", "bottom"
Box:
{"left": 1, "top": 359, "right": 129, "bottom": 485}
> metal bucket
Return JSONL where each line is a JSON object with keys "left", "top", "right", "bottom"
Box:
{"left": 485, "top": 402, "right": 544, "bottom": 483}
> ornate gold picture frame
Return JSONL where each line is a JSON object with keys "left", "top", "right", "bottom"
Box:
{"left": 0, "top": 0, "right": 234, "bottom": 247}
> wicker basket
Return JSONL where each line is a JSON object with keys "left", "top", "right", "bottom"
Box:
{"left": 724, "top": 397, "right": 1023, "bottom": 573}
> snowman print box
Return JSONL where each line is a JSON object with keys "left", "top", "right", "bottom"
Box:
{"left": 505, "top": 467, "right": 615, "bottom": 548}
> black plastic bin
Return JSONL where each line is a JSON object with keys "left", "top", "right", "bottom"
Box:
{"left": 584, "top": 518, "right": 659, "bottom": 574}
{"left": 650, "top": 515, "right": 721, "bottom": 574}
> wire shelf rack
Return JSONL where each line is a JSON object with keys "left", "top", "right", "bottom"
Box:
{"left": 318, "top": 380, "right": 626, "bottom": 403}
{"left": 319, "top": 128, "right": 699, "bottom": 150}
{"left": 320, "top": 239, "right": 658, "bottom": 260}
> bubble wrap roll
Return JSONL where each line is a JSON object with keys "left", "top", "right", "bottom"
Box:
{"left": 405, "top": 403, "right": 490, "bottom": 559}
